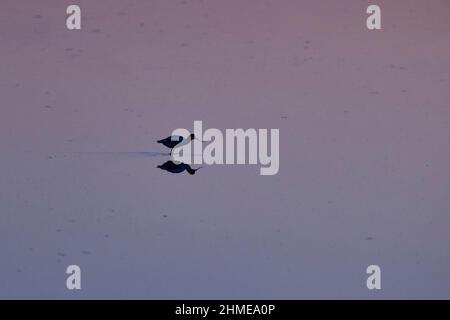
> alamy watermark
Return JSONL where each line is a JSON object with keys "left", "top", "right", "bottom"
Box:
{"left": 170, "top": 121, "right": 279, "bottom": 176}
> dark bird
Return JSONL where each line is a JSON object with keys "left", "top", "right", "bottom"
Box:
{"left": 157, "top": 133, "right": 195, "bottom": 152}
{"left": 157, "top": 161, "right": 202, "bottom": 175}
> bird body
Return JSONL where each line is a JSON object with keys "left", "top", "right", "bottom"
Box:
{"left": 157, "top": 133, "right": 194, "bottom": 150}
{"left": 157, "top": 135, "right": 183, "bottom": 149}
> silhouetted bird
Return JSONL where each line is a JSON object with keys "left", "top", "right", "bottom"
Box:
{"left": 157, "top": 133, "right": 195, "bottom": 152}
{"left": 157, "top": 161, "right": 202, "bottom": 175}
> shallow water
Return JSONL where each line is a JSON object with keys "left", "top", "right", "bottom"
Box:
{"left": 0, "top": 0, "right": 449, "bottom": 298}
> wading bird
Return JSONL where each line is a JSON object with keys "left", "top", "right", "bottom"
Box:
{"left": 157, "top": 133, "right": 195, "bottom": 154}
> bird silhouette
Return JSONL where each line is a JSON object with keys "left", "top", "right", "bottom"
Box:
{"left": 157, "top": 133, "right": 195, "bottom": 154}
{"left": 157, "top": 161, "right": 202, "bottom": 175}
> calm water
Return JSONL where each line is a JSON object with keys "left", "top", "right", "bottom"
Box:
{"left": 0, "top": 0, "right": 449, "bottom": 298}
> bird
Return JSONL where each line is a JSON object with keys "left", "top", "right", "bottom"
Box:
{"left": 157, "top": 161, "right": 202, "bottom": 175}
{"left": 157, "top": 133, "right": 195, "bottom": 154}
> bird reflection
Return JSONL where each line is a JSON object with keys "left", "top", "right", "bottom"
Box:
{"left": 157, "top": 161, "right": 202, "bottom": 175}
